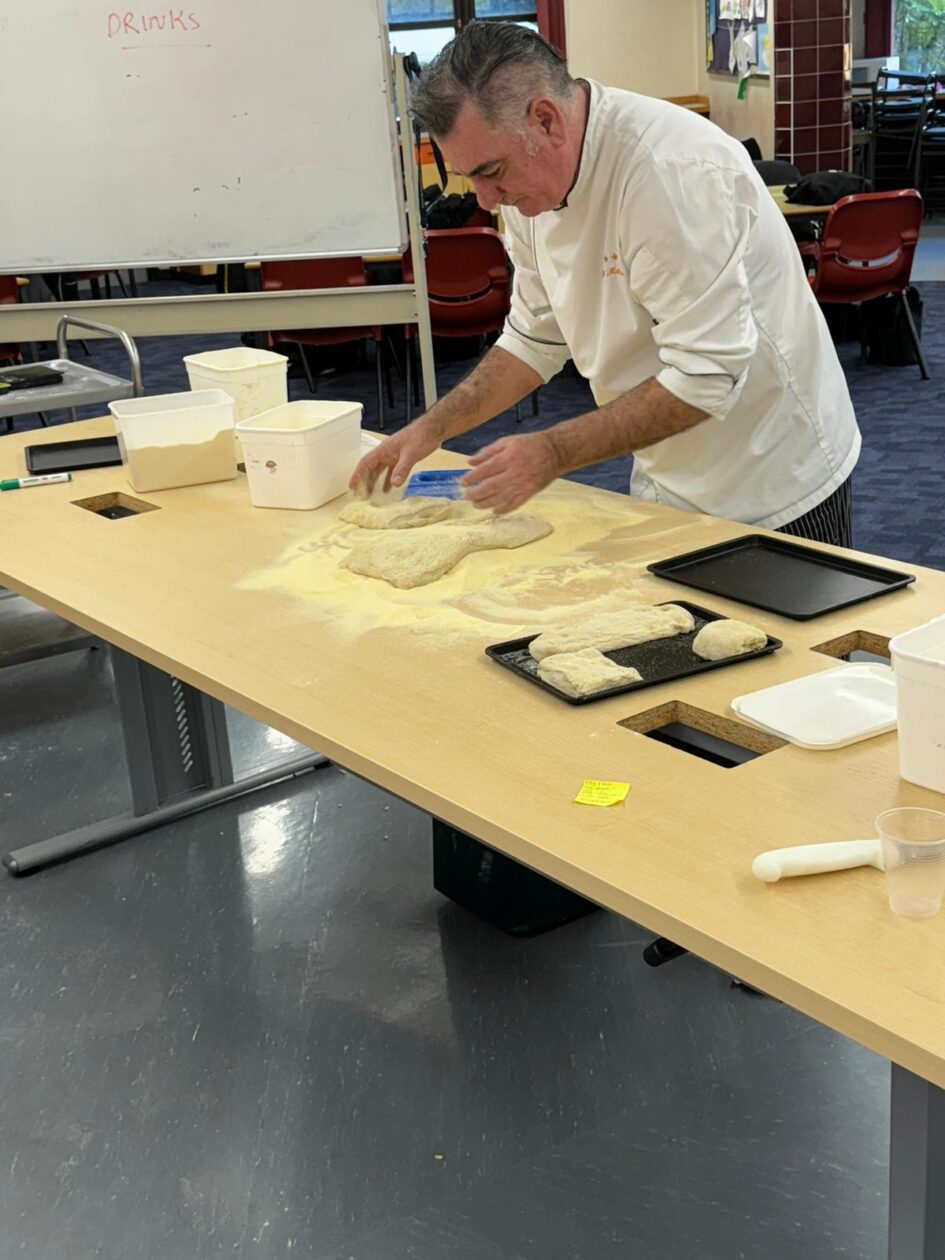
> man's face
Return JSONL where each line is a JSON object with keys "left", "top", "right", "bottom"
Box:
{"left": 438, "top": 99, "right": 569, "bottom": 217}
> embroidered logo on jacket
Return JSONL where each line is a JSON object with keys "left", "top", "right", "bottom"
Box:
{"left": 601, "top": 252, "right": 625, "bottom": 279}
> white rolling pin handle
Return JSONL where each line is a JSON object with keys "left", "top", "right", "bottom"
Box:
{"left": 752, "top": 840, "right": 882, "bottom": 883}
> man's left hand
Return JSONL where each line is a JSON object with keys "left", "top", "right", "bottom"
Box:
{"left": 462, "top": 432, "right": 561, "bottom": 514}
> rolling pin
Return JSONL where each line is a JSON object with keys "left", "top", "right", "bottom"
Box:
{"left": 752, "top": 839, "right": 883, "bottom": 883}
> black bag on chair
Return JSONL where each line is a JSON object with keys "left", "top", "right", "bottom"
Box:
{"left": 784, "top": 171, "right": 872, "bottom": 204}
{"left": 862, "top": 287, "right": 924, "bottom": 366}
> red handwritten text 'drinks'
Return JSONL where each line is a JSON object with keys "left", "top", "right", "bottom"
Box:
{"left": 107, "top": 10, "right": 202, "bottom": 38}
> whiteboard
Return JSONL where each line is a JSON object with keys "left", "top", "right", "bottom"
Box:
{"left": 0, "top": 0, "right": 407, "bottom": 272}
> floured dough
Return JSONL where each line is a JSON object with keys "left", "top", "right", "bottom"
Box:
{"left": 537, "top": 648, "right": 643, "bottom": 698}
{"left": 344, "top": 514, "right": 553, "bottom": 588}
{"left": 529, "top": 603, "right": 694, "bottom": 662}
{"left": 692, "top": 618, "right": 767, "bottom": 661}
{"left": 339, "top": 496, "right": 467, "bottom": 529}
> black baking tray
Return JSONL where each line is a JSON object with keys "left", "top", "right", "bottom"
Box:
{"left": 25, "top": 436, "right": 122, "bottom": 474}
{"left": 647, "top": 534, "right": 915, "bottom": 620}
{"left": 484, "top": 601, "right": 782, "bottom": 706}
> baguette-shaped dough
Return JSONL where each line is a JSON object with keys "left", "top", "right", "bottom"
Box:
{"left": 537, "top": 648, "right": 643, "bottom": 698}
{"left": 528, "top": 603, "right": 694, "bottom": 662}
{"left": 344, "top": 514, "right": 552, "bottom": 588}
{"left": 692, "top": 618, "right": 767, "bottom": 661}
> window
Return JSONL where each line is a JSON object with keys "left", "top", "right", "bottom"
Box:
{"left": 387, "top": 1, "right": 539, "bottom": 65}
{"left": 891, "top": 0, "right": 945, "bottom": 73}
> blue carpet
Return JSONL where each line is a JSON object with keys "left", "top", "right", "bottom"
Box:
{"left": 14, "top": 275, "right": 944, "bottom": 569}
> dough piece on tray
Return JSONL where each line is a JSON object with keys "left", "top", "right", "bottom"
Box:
{"left": 528, "top": 603, "right": 694, "bottom": 662}
{"left": 537, "top": 648, "right": 643, "bottom": 698}
{"left": 692, "top": 618, "right": 767, "bottom": 661}
{"left": 343, "top": 514, "right": 552, "bottom": 588}
{"left": 339, "top": 496, "right": 457, "bottom": 529}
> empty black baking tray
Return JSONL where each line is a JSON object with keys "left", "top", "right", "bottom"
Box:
{"left": 647, "top": 534, "right": 915, "bottom": 620}
{"left": 485, "top": 601, "right": 782, "bottom": 706}
{"left": 25, "top": 436, "right": 122, "bottom": 475}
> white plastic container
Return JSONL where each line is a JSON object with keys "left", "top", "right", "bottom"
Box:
{"left": 183, "top": 348, "right": 289, "bottom": 424}
{"left": 108, "top": 389, "right": 238, "bottom": 492}
{"left": 890, "top": 613, "right": 945, "bottom": 793}
{"left": 236, "top": 400, "right": 362, "bottom": 510}
{"left": 731, "top": 663, "right": 898, "bottom": 749}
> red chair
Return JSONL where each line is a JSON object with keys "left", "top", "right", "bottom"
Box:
{"left": 403, "top": 227, "right": 539, "bottom": 420}
{"left": 808, "top": 188, "right": 929, "bottom": 379}
{"left": 259, "top": 256, "right": 391, "bottom": 429}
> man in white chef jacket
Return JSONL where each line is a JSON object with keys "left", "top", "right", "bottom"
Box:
{"left": 351, "top": 22, "right": 860, "bottom": 547}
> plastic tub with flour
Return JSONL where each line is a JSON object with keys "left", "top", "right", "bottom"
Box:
{"left": 109, "top": 389, "right": 238, "bottom": 492}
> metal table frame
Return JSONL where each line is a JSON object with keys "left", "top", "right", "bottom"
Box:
{"left": 3, "top": 646, "right": 325, "bottom": 874}
{"left": 890, "top": 1065, "right": 945, "bottom": 1258}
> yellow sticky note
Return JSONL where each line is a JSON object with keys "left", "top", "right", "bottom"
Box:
{"left": 574, "top": 780, "right": 630, "bottom": 807}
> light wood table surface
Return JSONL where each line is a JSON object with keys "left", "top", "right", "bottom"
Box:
{"left": 770, "top": 183, "right": 836, "bottom": 218}
{"left": 1, "top": 417, "right": 943, "bottom": 1093}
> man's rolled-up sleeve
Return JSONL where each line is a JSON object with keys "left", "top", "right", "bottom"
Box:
{"left": 626, "top": 160, "right": 760, "bottom": 418}
{"left": 494, "top": 211, "right": 571, "bottom": 383}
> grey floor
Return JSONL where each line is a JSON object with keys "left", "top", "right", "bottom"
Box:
{"left": 0, "top": 608, "right": 890, "bottom": 1260}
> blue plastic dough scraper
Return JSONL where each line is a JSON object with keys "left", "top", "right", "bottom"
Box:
{"left": 403, "top": 469, "right": 467, "bottom": 500}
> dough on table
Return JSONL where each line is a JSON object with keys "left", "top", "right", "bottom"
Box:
{"left": 339, "top": 496, "right": 466, "bottom": 529}
{"left": 692, "top": 618, "right": 768, "bottom": 661}
{"left": 343, "top": 514, "right": 552, "bottom": 588}
{"left": 528, "top": 603, "right": 694, "bottom": 662}
{"left": 537, "top": 648, "right": 643, "bottom": 698}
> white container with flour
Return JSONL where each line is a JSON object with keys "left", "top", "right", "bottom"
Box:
{"left": 183, "top": 347, "right": 289, "bottom": 424}
{"left": 236, "top": 400, "right": 362, "bottom": 510}
{"left": 109, "top": 389, "right": 238, "bottom": 492}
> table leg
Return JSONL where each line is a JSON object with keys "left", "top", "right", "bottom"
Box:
{"left": 889, "top": 1064, "right": 945, "bottom": 1259}
{"left": 3, "top": 647, "right": 327, "bottom": 874}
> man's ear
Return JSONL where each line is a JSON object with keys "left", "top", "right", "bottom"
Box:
{"left": 529, "top": 96, "right": 566, "bottom": 141}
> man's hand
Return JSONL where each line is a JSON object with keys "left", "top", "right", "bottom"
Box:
{"left": 349, "top": 418, "right": 440, "bottom": 497}
{"left": 462, "top": 431, "right": 562, "bottom": 514}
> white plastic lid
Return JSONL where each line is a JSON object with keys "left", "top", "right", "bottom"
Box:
{"left": 730, "top": 662, "right": 897, "bottom": 750}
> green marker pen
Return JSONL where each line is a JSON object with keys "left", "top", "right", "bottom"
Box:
{"left": 0, "top": 473, "right": 72, "bottom": 491}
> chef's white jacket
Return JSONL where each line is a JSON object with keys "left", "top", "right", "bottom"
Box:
{"left": 495, "top": 81, "right": 861, "bottom": 528}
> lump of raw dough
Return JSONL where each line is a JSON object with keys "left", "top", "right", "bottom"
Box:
{"left": 537, "top": 648, "right": 643, "bottom": 698}
{"left": 528, "top": 603, "right": 694, "bottom": 662}
{"left": 692, "top": 618, "right": 767, "bottom": 661}
{"left": 343, "top": 514, "right": 552, "bottom": 588}
{"left": 339, "top": 496, "right": 458, "bottom": 529}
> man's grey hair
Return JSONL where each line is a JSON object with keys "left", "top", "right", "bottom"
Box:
{"left": 409, "top": 21, "right": 574, "bottom": 140}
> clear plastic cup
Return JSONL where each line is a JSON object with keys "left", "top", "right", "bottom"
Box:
{"left": 876, "top": 807, "right": 945, "bottom": 918}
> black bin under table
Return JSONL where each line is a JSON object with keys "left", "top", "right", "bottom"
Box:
{"left": 432, "top": 820, "right": 597, "bottom": 936}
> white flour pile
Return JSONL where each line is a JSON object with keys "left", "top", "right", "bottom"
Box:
{"left": 240, "top": 485, "right": 700, "bottom": 646}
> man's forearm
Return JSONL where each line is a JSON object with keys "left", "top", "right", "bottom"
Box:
{"left": 421, "top": 347, "right": 544, "bottom": 443}
{"left": 546, "top": 378, "right": 710, "bottom": 474}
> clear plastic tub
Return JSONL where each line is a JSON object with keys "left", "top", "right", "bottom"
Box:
{"left": 236, "top": 400, "right": 362, "bottom": 510}
{"left": 183, "top": 348, "right": 288, "bottom": 424}
{"left": 108, "top": 389, "right": 238, "bottom": 492}
{"left": 890, "top": 613, "right": 945, "bottom": 793}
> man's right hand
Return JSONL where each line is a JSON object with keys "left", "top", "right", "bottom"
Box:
{"left": 349, "top": 417, "right": 441, "bottom": 498}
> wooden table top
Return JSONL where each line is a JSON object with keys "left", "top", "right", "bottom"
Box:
{"left": 4, "top": 419, "right": 945, "bottom": 1086}
{"left": 770, "top": 184, "right": 835, "bottom": 218}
